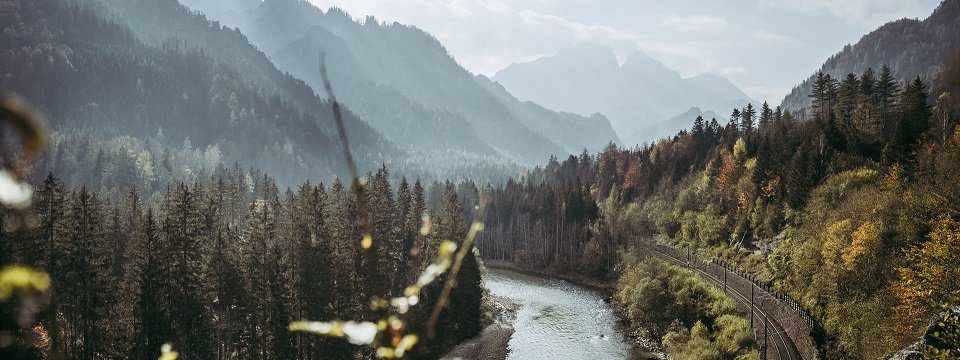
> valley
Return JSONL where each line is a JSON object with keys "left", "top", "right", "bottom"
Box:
{"left": 1, "top": 0, "right": 959, "bottom": 359}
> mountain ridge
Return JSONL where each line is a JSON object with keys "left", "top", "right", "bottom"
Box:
{"left": 492, "top": 41, "right": 751, "bottom": 144}
{"left": 178, "top": 0, "right": 621, "bottom": 163}
{"left": 780, "top": 0, "right": 960, "bottom": 111}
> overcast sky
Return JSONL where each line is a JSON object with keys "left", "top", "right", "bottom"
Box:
{"left": 308, "top": 0, "right": 941, "bottom": 103}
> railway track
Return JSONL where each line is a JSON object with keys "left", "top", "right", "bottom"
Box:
{"left": 646, "top": 246, "right": 801, "bottom": 360}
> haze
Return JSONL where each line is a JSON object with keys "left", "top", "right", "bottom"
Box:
{"left": 308, "top": 0, "right": 940, "bottom": 103}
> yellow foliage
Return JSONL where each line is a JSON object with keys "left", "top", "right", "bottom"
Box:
{"left": 810, "top": 168, "right": 879, "bottom": 205}
{"left": 733, "top": 138, "right": 747, "bottom": 162}
{"left": 894, "top": 216, "right": 960, "bottom": 335}
{"left": 842, "top": 221, "right": 881, "bottom": 268}
{"left": 761, "top": 177, "right": 780, "bottom": 199}
{"left": 821, "top": 219, "right": 853, "bottom": 269}
{"left": 883, "top": 164, "right": 903, "bottom": 190}
{"left": 158, "top": 343, "right": 178, "bottom": 360}
{"left": 0, "top": 266, "right": 51, "bottom": 301}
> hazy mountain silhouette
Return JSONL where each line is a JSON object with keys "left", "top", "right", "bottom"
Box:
{"left": 622, "top": 107, "right": 722, "bottom": 146}
{"left": 492, "top": 42, "right": 751, "bottom": 143}
{"left": 0, "top": 0, "right": 399, "bottom": 185}
{"left": 179, "top": 0, "right": 621, "bottom": 163}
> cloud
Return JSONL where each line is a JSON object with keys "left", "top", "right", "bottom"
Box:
{"left": 659, "top": 13, "right": 729, "bottom": 32}
{"left": 739, "top": 84, "right": 793, "bottom": 104}
{"left": 720, "top": 66, "right": 748, "bottom": 78}
{"left": 758, "top": 0, "right": 938, "bottom": 26}
{"left": 305, "top": 0, "right": 940, "bottom": 102}
{"left": 751, "top": 30, "right": 793, "bottom": 44}
{"left": 309, "top": 0, "right": 646, "bottom": 75}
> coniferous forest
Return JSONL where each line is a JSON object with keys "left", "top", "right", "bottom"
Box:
{"left": 2, "top": 0, "right": 960, "bottom": 359}
{"left": 2, "top": 163, "right": 484, "bottom": 359}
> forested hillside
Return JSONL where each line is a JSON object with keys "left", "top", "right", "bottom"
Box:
{"left": 0, "top": 0, "right": 397, "bottom": 186}
{"left": 1, "top": 0, "right": 528, "bottom": 189}
{"left": 781, "top": 0, "right": 960, "bottom": 111}
{"left": 0, "top": 1, "right": 494, "bottom": 358}
{"left": 477, "top": 57, "right": 960, "bottom": 357}
{"left": 177, "top": 0, "right": 621, "bottom": 162}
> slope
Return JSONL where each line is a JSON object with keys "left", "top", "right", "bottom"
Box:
{"left": 780, "top": 0, "right": 960, "bottom": 111}
{"left": 492, "top": 42, "right": 751, "bottom": 143}
{"left": 179, "top": 0, "right": 620, "bottom": 163}
{"left": 0, "top": 0, "right": 396, "bottom": 185}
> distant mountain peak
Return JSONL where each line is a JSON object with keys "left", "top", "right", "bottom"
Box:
{"left": 551, "top": 41, "right": 619, "bottom": 69}
{"left": 621, "top": 50, "right": 668, "bottom": 71}
{"left": 493, "top": 44, "right": 749, "bottom": 141}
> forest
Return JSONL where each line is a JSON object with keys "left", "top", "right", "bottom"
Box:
{"left": 476, "top": 61, "right": 960, "bottom": 358}
{"left": 1, "top": 155, "right": 485, "bottom": 359}
{"left": 2, "top": 0, "right": 960, "bottom": 359}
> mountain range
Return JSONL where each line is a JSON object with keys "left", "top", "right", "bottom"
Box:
{"left": 492, "top": 42, "right": 752, "bottom": 145}
{"left": 1, "top": 0, "right": 400, "bottom": 186}
{"left": 178, "top": 0, "right": 621, "bottom": 164}
{"left": 6, "top": 0, "right": 957, "bottom": 188}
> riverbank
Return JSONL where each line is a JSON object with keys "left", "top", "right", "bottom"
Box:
{"left": 482, "top": 260, "right": 613, "bottom": 293}
{"left": 441, "top": 294, "right": 519, "bottom": 360}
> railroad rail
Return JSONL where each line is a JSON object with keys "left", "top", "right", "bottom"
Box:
{"left": 640, "top": 242, "right": 817, "bottom": 360}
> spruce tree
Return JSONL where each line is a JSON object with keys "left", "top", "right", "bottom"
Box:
{"left": 56, "top": 188, "right": 111, "bottom": 359}
{"left": 32, "top": 173, "right": 65, "bottom": 270}
{"left": 161, "top": 183, "right": 212, "bottom": 359}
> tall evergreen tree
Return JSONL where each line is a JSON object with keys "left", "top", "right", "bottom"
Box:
{"left": 128, "top": 208, "right": 172, "bottom": 360}
{"left": 56, "top": 188, "right": 111, "bottom": 359}
{"left": 740, "top": 103, "right": 757, "bottom": 136}
{"left": 32, "top": 173, "right": 65, "bottom": 269}
{"left": 161, "top": 183, "right": 212, "bottom": 359}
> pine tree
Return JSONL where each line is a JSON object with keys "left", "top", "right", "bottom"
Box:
{"left": 729, "top": 108, "right": 742, "bottom": 137}
{"left": 128, "top": 208, "right": 172, "bottom": 360}
{"left": 290, "top": 182, "right": 336, "bottom": 358}
{"left": 369, "top": 167, "right": 399, "bottom": 296}
{"left": 325, "top": 179, "right": 362, "bottom": 319}
{"left": 395, "top": 178, "right": 415, "bottom": 292}
{"left": 885, "top": 77, "right": 932, "bottom": 164}
{"left": 811, "top": 72, "right": 839, "bottom": 122}
{"left": 407, "top": 180, "right": 428, "bottom": 277}
{"left": 161, "top": 183, "right": 212, "bottom": 359}
{"left": 740, "top": 103, "right": 756, "bottom": 136}
{"left": 876, "top": 65, "right": 901, "bottom": 141}
{"left": 32, "top": 173, "right": 65, "bottom": 269}
{"left": 241, "top": 198, "right": 277, "bottom": 359}
{"left": 205, "top": 177, "right": 245, "bottom": 360}
{"left": 759, "top": 102, "right": 773, "bottom": 135}
{"left": 55, "top": 188, "right": 111, "bottom": 359}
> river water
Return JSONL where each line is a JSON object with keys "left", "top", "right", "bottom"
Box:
{"left": 485, "top": 268, "right": 634, "bottom": 360}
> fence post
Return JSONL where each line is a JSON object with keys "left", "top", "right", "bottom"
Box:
{"left": 723, "top": 266, "right": 727, "bottom": 293}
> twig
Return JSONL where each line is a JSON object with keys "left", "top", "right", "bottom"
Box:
{"left": 318, "top": 51, "right": 359, "bottom": 183}
{"left": 426, "top": 195, "right": 487, "bottom": 337}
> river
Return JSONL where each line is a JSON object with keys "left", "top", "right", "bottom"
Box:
{"left": 485, "top": 268, "right": 635, "bottom": 360}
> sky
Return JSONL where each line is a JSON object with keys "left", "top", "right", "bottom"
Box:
{"left": 307, "top": 0, "right": 942, "bottom": 103}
